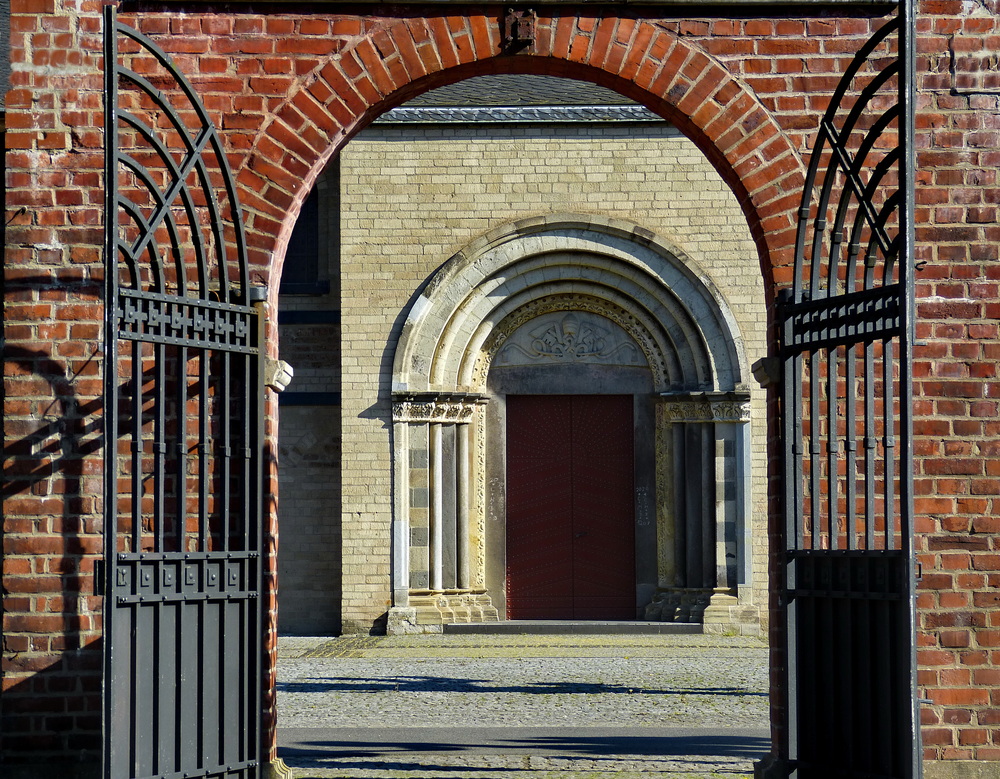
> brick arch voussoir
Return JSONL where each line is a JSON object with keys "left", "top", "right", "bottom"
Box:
{"left": 250, "top": 13, "right": 803, "bottom": 294}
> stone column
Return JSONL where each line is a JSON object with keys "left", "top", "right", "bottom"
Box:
{"left": 646, "top": 391, "right": 750, "bottom": 627}
{"left": 387, "top": 393, "right": 497, "bottom": 632}
{"left": 391, "top": 417, "right": 410, "bottom": 609}
{"left": 430, "top": 421, "right": 444, "bottom": 591}
{"left": 456, "top": 422, "right": 471, "bottom": 590}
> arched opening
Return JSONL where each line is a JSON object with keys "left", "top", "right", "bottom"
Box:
{"left": 273, "top": 73, "right": 771, "bottom": 638}
{"left": 263, "top": 42, "right": 788, "bottom": 772}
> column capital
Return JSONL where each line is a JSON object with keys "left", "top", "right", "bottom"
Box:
{"left": 657, "top": 391, "right": 751, "bottom": 423}
{"left": 392, "top": 392, "right": 487, "bottom": 424}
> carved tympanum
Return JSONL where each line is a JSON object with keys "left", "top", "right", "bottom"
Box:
{"left": 495, "top": 311, "right": 644, "bottom": 367}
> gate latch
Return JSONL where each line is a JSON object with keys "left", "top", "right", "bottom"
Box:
{"left": 94, "top": 558, "right": 105, "bottom": 596}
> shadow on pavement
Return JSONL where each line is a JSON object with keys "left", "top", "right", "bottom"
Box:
{"left": 278, "top": 676, "right": 766, "bottom": 697}
{"left": 279, "top": 731, "right": 770, "bottom": 759}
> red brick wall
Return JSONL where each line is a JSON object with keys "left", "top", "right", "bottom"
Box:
{"left": 3, "top": 0, "right": 998, "bottom": 770}
{"left": 3, "top": 0, "right": 106, "bottom": 770}
{"left": 911, "top": 1, "right": 1000, "bottom": 762}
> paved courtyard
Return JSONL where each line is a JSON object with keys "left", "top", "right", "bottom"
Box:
{"left": 276, "top": 632, "right": 770, "bottom": 778}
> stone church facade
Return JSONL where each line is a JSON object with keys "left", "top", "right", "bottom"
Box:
{"left": 276, "top": 76, "right": 769, "bottom": 636}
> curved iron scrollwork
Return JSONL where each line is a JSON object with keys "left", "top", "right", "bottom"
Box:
{"left": 102, "top": 6, "right": 263, "bottom": 779}
{"left": 790, "top": 16, "right": 905, "bottom": 340}
{"left": 785, "top": 13, "right": 912, "bottom": 554}
{"left": 781, "top": 4, "right": 918, "bottom": 778}
{"left": 106, "top": 19, "right": 250, "bottom": 303}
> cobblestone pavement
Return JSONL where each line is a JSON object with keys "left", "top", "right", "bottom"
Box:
{"left": 277, "top": 633, "right": 770, "bottom": 779}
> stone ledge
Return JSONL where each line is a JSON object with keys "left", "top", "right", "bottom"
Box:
{"left": 925, "top": 762, "right": 1000, "bottom": 779}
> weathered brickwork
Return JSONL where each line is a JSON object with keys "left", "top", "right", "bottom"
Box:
{"left": 910, "top": 3, "right": 1000, "bottom": 766}
{"left": 3, "top": 0, "right": 999, "bottom": 773}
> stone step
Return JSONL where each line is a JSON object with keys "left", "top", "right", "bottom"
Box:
{"left": 442, "top": 620, "right": 702, "bottom": 636}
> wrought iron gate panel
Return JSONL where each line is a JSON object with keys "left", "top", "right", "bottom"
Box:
{"left": 103, "top": 7, "right": 263, "bottom": 779}
{"left": 780, "top": 3, "right": 917, "bottom": 777}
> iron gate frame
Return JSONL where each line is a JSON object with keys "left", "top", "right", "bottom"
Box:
{"left": 779, "top": 0, "right": 918, "bottom": 776}
{"left": 102, "top": 5, "right": 265, "bottom": 778}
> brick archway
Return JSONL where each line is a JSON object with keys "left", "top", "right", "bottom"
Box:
{"left": 237, "top": 15, "right": 803, "bottom": 294}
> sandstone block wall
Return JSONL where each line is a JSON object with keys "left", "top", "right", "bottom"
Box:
{"left": 327, "top": 120, "right": 767, "bottom": 633}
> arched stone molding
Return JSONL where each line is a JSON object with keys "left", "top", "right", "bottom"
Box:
{"left": 227, "top": 15, "right": 802, "bottom": 296}
{"left": 393, "top": 214, "right": 751, "bottom": 395}
{"left": 388, "top": 215, "right": 758, "bottom": 632}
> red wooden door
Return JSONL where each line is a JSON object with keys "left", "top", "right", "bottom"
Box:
{"left": 506, "top": 395, "right": 635, "bottom": 619}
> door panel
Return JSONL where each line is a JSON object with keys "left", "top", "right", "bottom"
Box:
{"left": 506, "top": 395, "right": 635, "bottom": 619}
{"left": 571, "top": 396, "right": 635, "bottom": 617}
{"left": 505, "top": 396, "right": 574, "bottom": 618}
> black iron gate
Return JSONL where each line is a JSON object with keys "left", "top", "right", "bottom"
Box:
{"left": 102, "top": 7, "right": 264, "bottom": 778}
{"left": 779, "top": 3, "right": 918, "bottom": 777}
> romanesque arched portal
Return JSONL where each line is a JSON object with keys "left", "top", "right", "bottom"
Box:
{"left": 388, "top": 216, "right": 758, "bottom": 631}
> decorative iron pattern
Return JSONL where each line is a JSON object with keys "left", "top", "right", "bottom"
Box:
{"left": 102, "top": 6, "right": 263, "bottom": 779}
{"left": 779, "top": 2, "right": 918, "bottom": 777}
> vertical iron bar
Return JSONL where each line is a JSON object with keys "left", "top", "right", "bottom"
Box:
{"left": 864, "top": 340, "right": 876, "bottom": 550}
{"left": 102, "top": 7, "right": 120, "bottom": 776}
{"left": 251, "top": 299, "right": 265, "bottom": 779}
{"left": 199, "top": 352, "right": 209, "bottom": 552}
{"left": 838, "top": 557, "right": 854, "bottom": 767}
{"left": 809, "top": 350, "right": 821, "bottom": 548}
{"left": 883, "top": 338, "right": 896, "bottom": 550}
{"left": 196, "top": 596, "right": 206, "bottom": 769}
{"left": 222, "top": 350, "right": 232, "bottom": 552}
{"left": 827, "top": 347, "right": 839, "bottom": 549}
{"left": 791, "top": 351, "right": 803, "bottom": 551}
{"left": 177, "top": 345, "right": 188, "bottom": 551}
{"left": 846, "top": 345, "right": 858, "bottom": 550}
{"left": 131, "top": 341, "right": 142, "bottom": 554}
{"left": 239, "top": 344, "right": 252, "bottom": 768}
{"left": 154, "top": 342, "right": 166, "bottom": 552}
{"left": 855, "top": 560, "right": 873, "bottom": 770}
{"left": 874, "top": 589, "right": 893, "bottom": 775}
{"left": 243, "top": 352, "right": 252, "bottom": 553}
{"left": 900, "top": 0, "right": 920, "bottom": 772}
{"left": 818, "top": 558, "right": 834, "bottom": 763}
{"left": 781, "top": 340, "right": 800, "bottom": 764}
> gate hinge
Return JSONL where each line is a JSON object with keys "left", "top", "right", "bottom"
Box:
{"left": 94, "top": 558, "right": 106, "bottom": 596}
{"left": 915, "top": 561, "right": 923, "bottom": 582}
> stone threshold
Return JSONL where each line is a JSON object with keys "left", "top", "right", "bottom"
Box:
{"left": 442, "top": 620, "right": 702, "bottom": 635}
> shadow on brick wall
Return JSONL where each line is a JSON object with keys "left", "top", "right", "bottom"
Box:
{"left": 2, "top": 329, "right": 105, "bottom": 776}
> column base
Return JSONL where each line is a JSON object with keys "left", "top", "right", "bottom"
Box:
{"left": 703, "top": 589, "right": 762, "bottom": 637}
{"left": 388, "top": 591, "right": 499, "bottom": 633}
{"left": 644, "top": 587, "right": 713, "bottom": 623}
{"left": 754, "top": 755, "right": 791, "bottom": 778}
{"left": 265, "top": 758, "right": 295, "bottom": 779}
{"left": 645, "top": 587, "right": 761, "bottom": 635}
